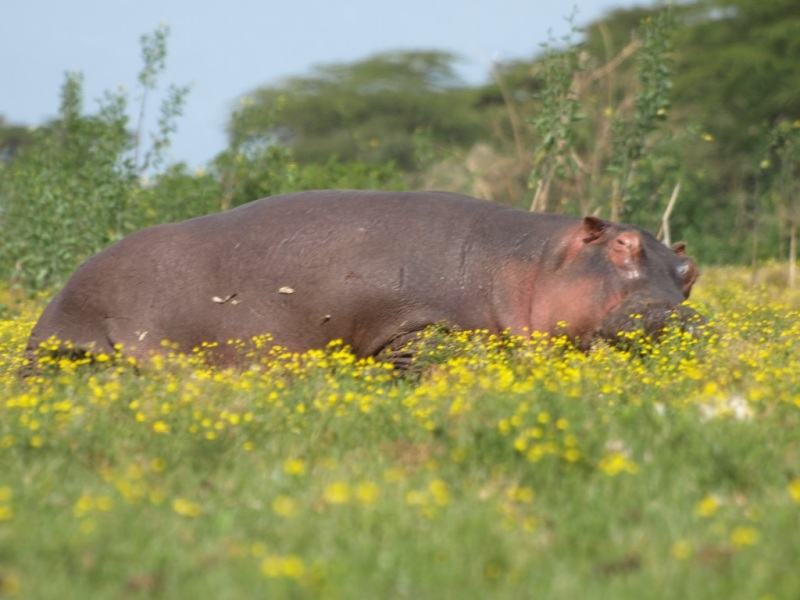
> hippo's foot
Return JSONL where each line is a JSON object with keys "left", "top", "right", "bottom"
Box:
{"left": 376, "top": 331, "right": 430, "bottom": 372}
{"left": 375, "top": 325, "right": 457, "bottom": 374}
{"left": 378, "top": 348, "right": 416, "bottom": 371}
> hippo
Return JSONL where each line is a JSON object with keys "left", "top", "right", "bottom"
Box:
{"left": 25, "top": 190, "right": 700, "bottom": 368}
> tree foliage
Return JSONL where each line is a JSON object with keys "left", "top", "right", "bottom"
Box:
{"left": 0, "top": 73, "right": 137, "bottom": 289}
{"left": 676, "top": 0, "right": 800, "bottom": 128}
{"left": 668, "top": 0, "right": 800, "bottom": 263}
{"left": 230, "top": 50, "right": 484, "bottom": 169}
{"left": 483, "top": 0, "right": 800, "bottom": 263}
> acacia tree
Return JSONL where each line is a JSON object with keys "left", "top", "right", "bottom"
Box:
{"left": 229, "top": 50, "right": 484, "bottom": 169}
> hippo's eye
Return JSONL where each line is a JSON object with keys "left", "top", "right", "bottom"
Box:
{"left": 675, "top": 259, "right": 698, "bottom": 297}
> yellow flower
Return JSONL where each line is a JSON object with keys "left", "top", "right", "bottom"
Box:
{"left": 522, "top": 516, "right": 537, "bottom": 532}
{"left": 355, "top": 481, "right": 380, "bottom": 506}
{"left": 172, "top": 497, "right": 202, "bottom": 518}
{"left": 507, "top": 485, "right": 535, "bottom": 504}
{"left": 788, "top": 479, "right": 800, "bottom": 504}
{"left": 95, "top": 495, "right": 113, "bottom": 511}
{"left": 429, "top": 479, "right": 450, "bottom": 506}
{"left": 261, "top": 554, "right": 306, "bottom": 579}
{"left": 323, "top": 482, "right": 351, "bottom": 505}
{"left": 694, "top": 494, "right": 720, "bottom": 517}
{"left": 671, "top": 539, "right": 692, "bottom": 560}
{"left": 405, "top": 490, "right": 427, "bottom": 506}
{"left": 282, "top": 555, "right": 306, "bottom": 579}
{"left": 272, "top": 495, "right": 297, "bottom": 518}
{"left": 283, "top": 458, "right": 306, "bottom": 476}
{"left": 260, "top": 555, "right": 282, "bottom": 578}
{"left": 598, "top": 452, "right": 639, "bottom": 476}
{"left": 730, "top": 526, "right": 759, "bottom": 548}
{"left": 73, "top": 494, "right": 94, "bottom": 518}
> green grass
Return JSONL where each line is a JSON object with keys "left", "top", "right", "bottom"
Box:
{"left": 1, "top": 267, "right": 799, "bottom": 599}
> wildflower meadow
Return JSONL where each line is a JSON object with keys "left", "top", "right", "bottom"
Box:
{"left": 1, "top": 266, "right": 799, "bottom": 599}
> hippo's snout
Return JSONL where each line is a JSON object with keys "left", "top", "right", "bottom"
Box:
{"left": 595, "top": 294, "right": 704, "bottom": 346}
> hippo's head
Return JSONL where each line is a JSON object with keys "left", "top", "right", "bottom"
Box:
{"left": 567, "top": 216, "right": 702, "bottom": 347}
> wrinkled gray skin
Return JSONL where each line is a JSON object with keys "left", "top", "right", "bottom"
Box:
{"left": 26, "top": 191, "right": 700, "bottom": 368}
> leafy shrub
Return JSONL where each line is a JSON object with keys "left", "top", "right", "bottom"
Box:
{"left": 0, "top": 26, "right": 189, "bottom": 291}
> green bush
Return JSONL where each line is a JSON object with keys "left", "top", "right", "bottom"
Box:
{"left": 0, "top": 26, "right": 190, "bottom": 291}
{"left": 0, "top": 72, "right": 137, "bottom": 290}
{"left": 0, "top": 27, "right": 407, "bottom": 294}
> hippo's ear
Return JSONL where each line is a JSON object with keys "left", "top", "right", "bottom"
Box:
{"left": 582, "top": 216, "right": 606, "bottom": 242}
{"left": 609, "top": 231, "right": 642, "bottom": 269}
{"left": 671, "top": 241, "right": 687, "bottom": 256}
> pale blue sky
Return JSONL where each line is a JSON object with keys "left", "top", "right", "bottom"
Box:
{"left": 1, "top": 0, "right": 651, "bottom": 167}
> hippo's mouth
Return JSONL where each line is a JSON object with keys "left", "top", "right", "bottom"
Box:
{"left": 594, "top": 295, "right": 705, "bottom": 346}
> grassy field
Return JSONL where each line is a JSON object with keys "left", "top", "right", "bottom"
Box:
{"left": 1, "top": 267, "right": 799, "bottom": 599}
